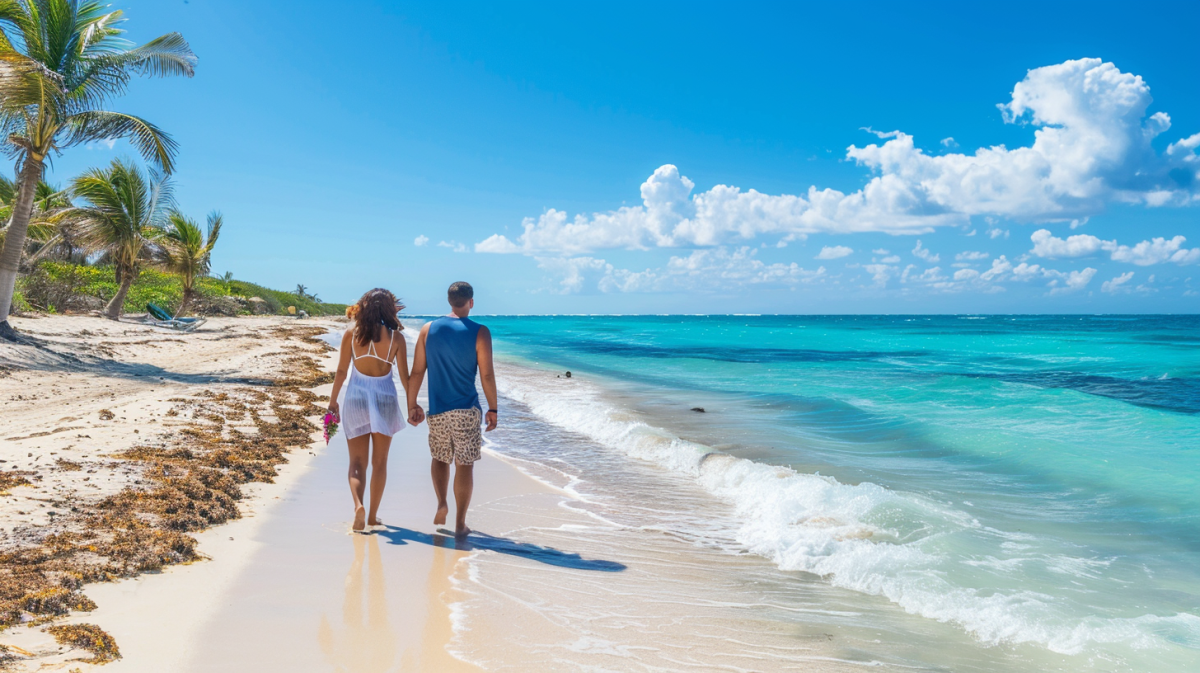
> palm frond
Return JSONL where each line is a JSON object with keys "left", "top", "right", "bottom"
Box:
{"left": 98, "top": 32, "right": 195, "bottom": 78}
{"left": 63, "top": 110, "right": 179, "bottom": 172}
{"left": 205, "top": 211, "right": 221, "bottom": 251}
{"left": 0, "top": 172, "right": 14, "bottom": 204}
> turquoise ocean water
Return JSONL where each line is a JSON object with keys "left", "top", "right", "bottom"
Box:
{"left": 416, "top": 315, "right": 1200, "bottom": 670}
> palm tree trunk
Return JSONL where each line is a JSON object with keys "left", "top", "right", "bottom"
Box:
{"left": 177, "top": 287, "right": 192, "bottom": 317}
{"left": 0, "top": 156, "right": 47, "bottom": 338}
{"left": 105, "top": 268, "right": 134, "bottom": 320}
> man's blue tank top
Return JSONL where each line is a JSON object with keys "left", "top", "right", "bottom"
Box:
{"left": 426, "top": 316, "right": 483, "bottom": 416}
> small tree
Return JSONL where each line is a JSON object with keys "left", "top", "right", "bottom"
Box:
{"left": 59, "top": 159, "right": 172, "bottom": 319}
{"left": 158, "top": 210, "right": 221, "bottom": 315}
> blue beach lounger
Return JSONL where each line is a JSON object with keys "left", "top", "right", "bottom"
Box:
{"left": 144, "top": 303, "right": 206, "bottom": 332}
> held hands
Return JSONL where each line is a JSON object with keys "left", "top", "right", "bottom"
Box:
{"left": 485, "top": 410, "right": 498, "bottom": 432}
{"left": 408, "top": 404, "right": 426, "bottom": 426}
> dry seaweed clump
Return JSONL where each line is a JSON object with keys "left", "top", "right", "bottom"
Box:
{"left": 0, "top": 644, "right": 20, "bottom": 668}
{"left": 0, "top": 323, "right": 333, "bottom": 649}
{"left": 56, "top": 458, "right": 82, "bottom": 472}
{"left": 46, "top": 623, "right": 120, "bottom": 663}
{"left": 0, "top": 473, "right": 32, "bottom": 495}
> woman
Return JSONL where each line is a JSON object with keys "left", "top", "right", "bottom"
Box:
{"left": 328, "top": 288, "right": 413, "bottom": 531}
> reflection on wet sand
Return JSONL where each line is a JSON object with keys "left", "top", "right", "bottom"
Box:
{"left": 318, "top": 533, "right": 398, "bottom": 672}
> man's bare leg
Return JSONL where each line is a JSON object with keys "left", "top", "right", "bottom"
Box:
{"left": 431, "top": 458, "right": 450, "bottom": 525}
{"left": 453, "top": 462, "right": 474, "bottom": 537}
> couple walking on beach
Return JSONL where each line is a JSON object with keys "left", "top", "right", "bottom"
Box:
{"left": 327, "top": 282, "right": 498, "bottom": 537}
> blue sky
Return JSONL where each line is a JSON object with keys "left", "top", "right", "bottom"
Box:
{"left": 43, "top": 0, "right": 1200, "bottom": 313}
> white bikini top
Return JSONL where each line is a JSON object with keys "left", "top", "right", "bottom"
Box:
{"left": 351, "top": 328, "right": 396, "bottom": 365}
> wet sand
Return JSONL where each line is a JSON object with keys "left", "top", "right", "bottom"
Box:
{"left": 174, "top": 422, "right": 546, "bottom": 672}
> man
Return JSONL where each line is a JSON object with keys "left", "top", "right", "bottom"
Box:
{"left": 407, "top": 281, "right": 498, "bottom": 537}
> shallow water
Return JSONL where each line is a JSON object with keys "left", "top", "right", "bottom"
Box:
{"left": 446, "top": 315, "right": 1200, "bottom": 672}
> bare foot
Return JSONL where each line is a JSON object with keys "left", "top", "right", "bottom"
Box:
{"left": 433, "top": 504, "right": 448, "bottom": 526}
{"left": 455, "top": 525, "right": 471, "bottom": 538}
{"left": 353, "top": 506, "right": 366, "bottom": 531}
{"left": 367, "top": 516, "right": 383, "bottom": 527}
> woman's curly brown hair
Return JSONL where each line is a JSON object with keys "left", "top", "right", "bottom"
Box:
{"left": 346, "top": 288, "right": 404, "bottom": 347}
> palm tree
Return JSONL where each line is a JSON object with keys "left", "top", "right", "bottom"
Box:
{"left": 0, "top": 1, "right": 195, "bottom": 338}
{"left": 58, "top": 159, "right": 172, "bottom": 319}
{"left": 158, "top": 210, "right": 221, "bottom": 316}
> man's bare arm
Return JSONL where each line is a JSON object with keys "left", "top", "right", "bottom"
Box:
{"left": 477, "top": 326, "right": 498, "bottom": 431}
{"left": 407, "top": 324, "right": 430, "bottom": 425}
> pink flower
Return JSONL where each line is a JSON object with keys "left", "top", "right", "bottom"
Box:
{"left": 323, "top": 413, "right": 339, "bottom": 444}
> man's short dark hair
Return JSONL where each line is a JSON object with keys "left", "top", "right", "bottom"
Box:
{"left": 448, "top": 281, "right": 474, "bottom": 308}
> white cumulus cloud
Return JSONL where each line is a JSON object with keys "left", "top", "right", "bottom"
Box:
{"left": 414, "top": 235, "right": 429, "bottom": 247}
{"left": 816, "top": 245, "right": 854, "bottom": 259}
{"left": 438, "top": 241, "right": 468, "bottom": 253}
{"left": 956, "top": 250, "right": 990, "bottom": 261}
{"left": 477, "top": 58, "right": 1200, "bottom": 256}
{"left": 912, "top": 240, "right": 940, "bottom": 262}
{"left": 1029, "top": 229, "right": 1110, "bottom": 258}
{"left": 1030, "top": 229, "right": 1200, "bottom": 265}
{"left": 1046, "top": 267, "right": 1098, "bottom": 295}
{"left": 1108, "top": 236, "right": 1200, "bottom": 266}
{"left": 537, "top": 247, "right": 827, "bottom": 294}
{"left": 1101, "top": 271, "right": 1136, "bottom": 294}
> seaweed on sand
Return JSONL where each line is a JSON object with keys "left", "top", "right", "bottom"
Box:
{"left": 0, "top": 473, "right": 32, "bottom": 495}
{"left": 45, "top": 623, "right": 120, "bottom": 663}
{"left": 0, "top": 325, "right": 336, "bottom": 657}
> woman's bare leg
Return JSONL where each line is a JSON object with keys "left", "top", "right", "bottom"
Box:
{"left": 367, "top": 433, "right": 392, "bottom": 526}
{"left": 347, "top": 434, "right": 370, "bottom": 530}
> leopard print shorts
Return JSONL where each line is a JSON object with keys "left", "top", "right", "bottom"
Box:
{"left": 427, "top": 407, "right": 482, "bottom": 465}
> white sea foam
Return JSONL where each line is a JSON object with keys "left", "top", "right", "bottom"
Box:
{"left": 495, "top": 361, "right": 1200, "bottom": 657}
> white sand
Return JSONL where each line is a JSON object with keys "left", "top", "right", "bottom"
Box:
{"left": 0, "top": 314, "right": 342, "bottom": 670}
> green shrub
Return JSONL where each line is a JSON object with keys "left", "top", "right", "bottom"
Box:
{"left": 10, "top": 289, "right": 31, "bottom": 313}
{"left": 225, "top": 279, "right": 346, "bottom": 316}
{"left": 19, "top": 262, "right": 99, "bottom": 313}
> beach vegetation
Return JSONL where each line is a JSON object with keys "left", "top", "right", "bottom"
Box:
{"left": 156, "top": 210, "right": 222, "bottom": 316}
{"left": 16, "top": 261, "right": 348, "bottom": 317}
{"left": 56, "top": 159, "right": 172, "bottom": 319}
{"left": 0, "top": 0, "right": 195, "bottom": 339}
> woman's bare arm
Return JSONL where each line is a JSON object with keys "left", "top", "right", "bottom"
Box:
{"left": 394, "top": 335, "right": 411, "bottom": 393}
{"left": 328, "top": 329, "right": 354, "bottom": 417}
